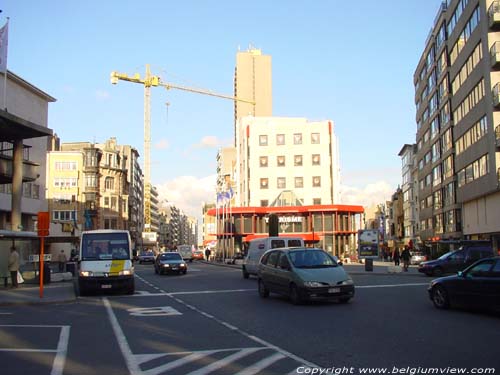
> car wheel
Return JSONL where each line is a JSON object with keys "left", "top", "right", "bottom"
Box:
{"left": 258, "top": 279, "right": 269, "bottom": 298}
{"left": 183, "top": 270, "right": 187, "bottom": 275}
{"left": 242, "top": 267, "right": 249, "bottom": 279}
{"left": 432, "top": 285, "right": 450, "bottom": 309}
{"left": 432, "top": 267, "right": 443, "bottom": 277}
{"left": 289, "top": 284, "right": 303, "bottom": 305}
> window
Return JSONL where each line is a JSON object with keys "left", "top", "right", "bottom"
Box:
{"left": 259, "top": 156, "right": 268, "bottom": 167}
{"left": 277, "top": 177, "right": 286, "bottom": 189}
{"left": 311, "top": 133, "right": 320, "bottom": 144}
{"left": 294, "top": 155, "right": 303, "bottom": 166}
{"left": 312, "top": 154, "right": 320, "bottom": 166}
{"left": 276, "top": 134, "right": 285, "bottom": 145}
{"left": 295, "top": 177, "right": 303, "bottom": 188}
{"left": 277, "top": 155, "right": 285, "bottom": 167}
{"left": 85, "top": 174, "right": 97, "bottom": 188}
{"left": 260, "top": 178, "right": 269, "bottom": 189}
{"left": 294, "top": 133, "right": 302, "bottom": 145}
{"left": 259, "top": 135, "right": 268, "bottom": 146}
{"left": 260, "top": 200, "right": 268, "bottom": 207}
{"left": 312, "top": 176, "right": 321, "bottom": 187}
{"left": 105, "top": 177, "right": 114, "bottom": 191}
{"left": 104, "top": 197, "right": 110, "bottom": 207}
{"left": 313, "top": 198, "right": 321, "bottom": 205}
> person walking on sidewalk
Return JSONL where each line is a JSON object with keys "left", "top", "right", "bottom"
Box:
{"left": 393, "top": 248, "right": 401, "bottom": 266}
{"left": 58, "top": 250, "right": 67, "bottom": 272}
{"left": 401, "top": 246, "right": 411, "bottom": 272}
{"left": 8, "top": 246, "right": 20, "bottom": 288}
{"left": 205, "top": 247, "right": 211, "bottom": 262}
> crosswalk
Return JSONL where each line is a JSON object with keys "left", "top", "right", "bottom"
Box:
{"left": 134, "top": 347, "right": 298, "bottom": 375}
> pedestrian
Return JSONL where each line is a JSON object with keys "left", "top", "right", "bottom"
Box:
{"left": 205, "top": 247, "right": 211, "bottom": 262}
{"left": 393, "top": 248, "right": 400, "bottom": 266}
{"left": 8, "top": 246, "right": 20, "bottom": 288}
{"left": 401, "top": 245, "right": 411, "bottom": 271}
{"left": 58, "top": 250, "right": 67, "bottom": 272}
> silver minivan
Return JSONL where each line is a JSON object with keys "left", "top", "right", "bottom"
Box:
{"left": 242, "top": 237, "right": 304, "bottom": 279}
{"left": 257, "top": 247, "right": 355, "bottom": 304}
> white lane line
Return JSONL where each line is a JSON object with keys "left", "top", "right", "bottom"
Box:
{"left": 357, "top": 283, "right": 428, "bottom": 288}
{"left": 235, "top": 352, "right": 286, "bottom": 375}
{"left": 143, "top": 351, "right": 215, "bottom": 375}
{"left": 51, "top": 325, "right": 70, "bottom": 375}
{"left": 103, "top": 297, "right": 141, "bottom": 375}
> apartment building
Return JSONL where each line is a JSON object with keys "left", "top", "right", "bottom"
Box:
{"left": 414, "top": 0, "right": 500, "bottom": 250}
{"left": 233, "top": 47, "right": 272, "bottom": 144}
{"left": 398, "top": 144, "right": 419, "bottom": 245}
{"left": 236, "top": 116, "right": 341, "bottom": 207}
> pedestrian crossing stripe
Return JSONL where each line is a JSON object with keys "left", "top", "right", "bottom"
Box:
{"left": 133, "top": 347, "right": 292, "bottom": 375}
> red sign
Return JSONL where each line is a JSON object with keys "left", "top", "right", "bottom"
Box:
{"left": 37, "top": 211, "right": 49, "bottom": 237}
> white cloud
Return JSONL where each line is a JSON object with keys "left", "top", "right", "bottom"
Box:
{"left": 156, "top": 175, "right": 216, "bottom": 220}
{"left": 340, "top": 181, "right": 394, "bottom": 208}
{"left": 155, "top": 139, "right": 170, "bottom": 150}
{"left": 191, "top": 135, "right": 231, "bottom": 149}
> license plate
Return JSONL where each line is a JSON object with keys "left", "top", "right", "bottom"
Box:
{"left": 101, "top": 284, "right": 112, "bottom": 289}
{"left": 328, "top": 288, "right": 340, "bottom": 293}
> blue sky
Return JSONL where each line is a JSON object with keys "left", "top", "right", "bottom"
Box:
{"left": 2, "top": 0, "right": 443, "bottom": 218}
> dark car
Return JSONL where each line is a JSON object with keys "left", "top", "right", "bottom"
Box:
{"left": 418, "top": 245, "right": 494, "bottom": 276}
{"left": 257, "top": 247, "right": 354, "bottom": 305}
{"left": 428, "top": 257, "right": 500, "bottom": 311}
{"left": 138, "top": 249, "right": 155, "bottom": 264}
{"left": 154, "top": 252, "right": 187, "bottom": 275}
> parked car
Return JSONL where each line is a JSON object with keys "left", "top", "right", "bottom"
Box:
{"left": 192, "top": 250, "right": 205, "bottom": 260}
{"left": 419, "top": 244, "right": 494, "bottom": 276}
{"left": 257, "top": 247, "right": 355, "bottom": 305}
{"left": 410, "top": 251, "right": 427, "bottom": 265}
{"left": 138, "top": 249, "right": 155, "bottom": 264}
{"left": 154, "top": 252, "right": 187, "bottom": 275}
{"left": 242, "top": 236, "right": 304, "bottom": 279}
{"left": 428, "top": 257, "right": 500, "bottom": 311}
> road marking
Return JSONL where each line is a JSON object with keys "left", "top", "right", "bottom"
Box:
{"left": 357, "top": 283, "right": 428, "bottom": 288}
{"left": 0, "top": 324, "right": 70, "bottom": 375}
{"left": 235, "top": 351, "right": 286, "bottom": 375}
{"left": 128, "top": 306, "right": 182, "bottom": 317}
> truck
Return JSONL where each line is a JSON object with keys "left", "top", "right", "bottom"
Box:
{"left": 78, "top": 229, "right": 135, "bottom": 295}
{"left": 177, "top": 245, "right": 194, "bottom": 262}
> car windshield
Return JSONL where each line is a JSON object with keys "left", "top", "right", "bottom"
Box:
{"left": 437, "top": 251, "right": 455, "bottom": 260}
{"left": 159, "top": 253, "right": 182, "bottom": 261}
{"left": 81, "top": 233, "right": 130, "bottom": 261}
{"left": 289, "top": 250, "right": 337, "bottom": 268}
{"left": 140, "top": 250, "right": 154, "bottom": 256}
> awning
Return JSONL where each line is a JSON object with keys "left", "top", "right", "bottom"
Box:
{"left": 243, "top": 233, "right": 320, "bottom": 243}
{"left": 0, "top": 109, "right": 53, "bottom": 141}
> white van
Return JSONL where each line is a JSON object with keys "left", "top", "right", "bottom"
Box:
{"left": 78, "top": 230, "right": 135, "bottom": 295}
{"left": 242, "top": 236, "right": 304, "bottom": 279}
{"left": 178, "top": 245, "right": 194, "bottom": 262}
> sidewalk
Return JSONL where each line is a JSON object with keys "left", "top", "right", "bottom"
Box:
{"left": 205, "top": 259, "right": 424, "bottom": 277}
{"left": 0, "top": 279, "right": 77, "bottom": 307}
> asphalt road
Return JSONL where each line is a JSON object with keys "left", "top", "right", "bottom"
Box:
{"left": 1, "top": 262, "right": 499, "bottom": 375}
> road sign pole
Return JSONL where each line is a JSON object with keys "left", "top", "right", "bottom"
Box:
{"left": 40, "top": 236, "right": 44, "bottom": 298}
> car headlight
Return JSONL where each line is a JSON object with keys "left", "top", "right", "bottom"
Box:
{"left": 340, "top": 278, "right": 354, "bottom": 285}
{"left": 303, "top": 281, "right": 324, "bottom": 287}
{"left": 119, "top": 269, "right": 134, "bottom": 276}
{"left": 180, "top": 263, "right": 186, "bottom": 267}
{"left": 79, "top": 271, "right": 93, "bottom": 277}
{"left": 163, "top": 264, "right": 170, "bottom": 267}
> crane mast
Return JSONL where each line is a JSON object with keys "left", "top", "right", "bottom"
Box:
{"left": 110, "top": 65, "right": 255, "bottom": 234}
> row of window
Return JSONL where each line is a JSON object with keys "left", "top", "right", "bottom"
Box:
{"left": 457, "top": 154, "right": 489, "bottom": 187}
{"left": 0, "top": 183, "right": 41, "bottom": 199}
{"left": 449, "top": 6, "right": 480, "bottom": 66}
{"left": 55, "top": 161, "right": 78, "bottom": 171}
{"left": 451, "top": 42, "right": 482, "bottom": 95}
{"left": 54, "top": 178, "right": 78, "bottom": 188}
{"left": 260, "top": 176, "right": 322, "bottom": 189}
{"left": 53, "top": 210, "right": 77, "bottom": 222}
{"left": 259, "top": 154, "right": 322, "bottom": 168}
{"left": 260, "top": 198, "right": 322, "bottom": 207}
{"left": 259, "top": 133, "right": 321, "bottom": 146}
{"left": 447, "top": 0, "right": 470, "bottom": 38}
{"left": 455, "top": 116, "right": 488, "bottom": 156}
{"left": 453, "top": 79, "right": 485, "bottom": 125}
{"left": 418, "top": 128, "right": 453, "bottom": 171}
{"left": 420, "top": 154, "right": 455, "bottom": 190}
{"left": 421, "top": 182, "right": 456, "bottom": 212}
{"left": 420, "top": 209, "right": 462, "bottom": 234}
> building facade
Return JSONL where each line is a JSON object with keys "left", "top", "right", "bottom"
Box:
{"left": 234, "top": 47, "right": 272, "bottom": 144}
{"left": 398, "top": 144, "right": 419, "bottom": 245}
{"left": 414, "top": 0, "right": 500, "bottom": 251}
{"left": 236, "top": 116, "right": 341, "bottom": 207}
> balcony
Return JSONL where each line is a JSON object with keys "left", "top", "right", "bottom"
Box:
{"left": 0, "top": 155, "right": 40, "bottom": 184}
{"left": 491, "top": 42, "right": 500, "bottom": 69}
{"left": 489, "top": 1, "right": 500, "bottom": 30}
{"left": 496, "top": 125, "right": 500, "bottom": 150}
{"left": 493, "top": 83, "right": 500, "bottom": 108}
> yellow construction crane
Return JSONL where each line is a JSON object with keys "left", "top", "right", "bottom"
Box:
{"left": 110, "top": 64, "right": 255, "bottom": 233}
